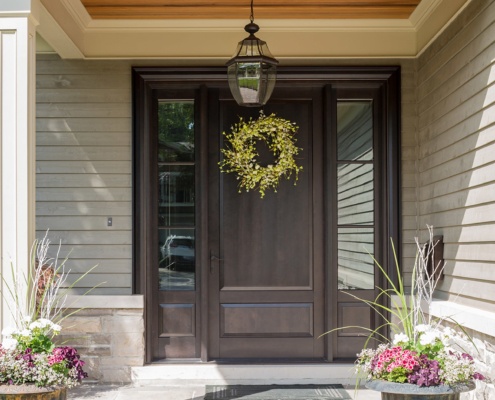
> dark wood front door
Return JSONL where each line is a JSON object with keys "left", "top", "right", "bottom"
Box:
{"left": 207, "top": 88, "right": 325, "bottom": 360}
{"left": 133, "top": 67, "right": 401, "bottom": 364}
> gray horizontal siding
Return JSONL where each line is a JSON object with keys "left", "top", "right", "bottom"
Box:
{"left": 36, "top": 54, "right": 133, "bottom": 294}
{"left": 416, "top": 0, "right": 495, "bottom": 309}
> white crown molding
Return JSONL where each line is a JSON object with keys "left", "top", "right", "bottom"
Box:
{"left": 415, "top": 0, "right": 473, "bottom": 57}
{"left": 409, "top": 0, "right": 443, "bottom": 28}
{"left": 36, "top": 0, "right": 470, "bottom": 59}
{"left": 63, "top": 0, "right": 92, "bottom": 30}
{"left": 37, "top": 1, "right": 83, "bottom": 59}
{"left": 81, "top": 17, "right": 414, "bottom": 33}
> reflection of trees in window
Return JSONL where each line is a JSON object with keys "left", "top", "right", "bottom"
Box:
{"left": 157, "top": 100, "right": 196, "bottom": 290}
{"left": 158, "top": 102, "right": 195, "bottom": 162}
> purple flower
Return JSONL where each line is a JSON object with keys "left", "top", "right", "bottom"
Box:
{"left": 50, "top": 346, "right": 88, "bottom": 381}
{"left": 16, "top": 348, "right": 35, "bottom": 368}
{"left": 473, "top": 372, "right": 485, "bottom": 381}
{"left": 408, "top": 355, "right": 441, "bottom": 387}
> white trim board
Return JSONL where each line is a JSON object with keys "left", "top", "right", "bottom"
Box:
{"left": 427, "top": 300, "right": 495, "bottom": 338}
{"left": 64, "top": 295, "right": 144, "bottom": 309}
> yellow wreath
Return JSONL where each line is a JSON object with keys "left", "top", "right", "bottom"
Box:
{"left": 219, "top": 111, "right": 303, "bottom": 198}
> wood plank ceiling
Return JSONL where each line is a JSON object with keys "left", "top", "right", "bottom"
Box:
{"left": 80, "top": 0, "right": 422, "bottom": 20}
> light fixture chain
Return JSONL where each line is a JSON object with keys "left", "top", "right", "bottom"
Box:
{"left": 250, "top": 0, "right": 254, "bottom": 23}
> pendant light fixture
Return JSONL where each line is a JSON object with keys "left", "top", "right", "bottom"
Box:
{"left": 226, "top": 0, "right": 278, "bottom": 107}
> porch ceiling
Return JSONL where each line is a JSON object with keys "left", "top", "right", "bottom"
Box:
{"left": 37, "top": 0, "right": 471, "bottom": 60}
{"left": 80, "top": 0, "right": 421, "bottom": 20}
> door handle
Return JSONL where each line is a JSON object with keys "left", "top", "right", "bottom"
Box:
{"left": 209, "top": 251, "right": 223, "bottom": 273}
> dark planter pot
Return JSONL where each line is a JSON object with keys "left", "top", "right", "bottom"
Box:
{"left": 0, "top": 385, "right": 66, "bottom": 400}
{"left": 365, "top": 380, "right": 475, "bottom": 400}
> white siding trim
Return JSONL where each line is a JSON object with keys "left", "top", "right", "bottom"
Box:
{"left": 428, "top": 300, "right": 495, "bottom": 338}
{"left": 0, "top": 8, "right": 38, "bottom": 331}
{"left": 65, "top": 295, "right": 143, "bottom": 309}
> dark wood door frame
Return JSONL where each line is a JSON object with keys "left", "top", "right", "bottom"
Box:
{"left": 132, "top": 66, "right": 401, "bottom": 364}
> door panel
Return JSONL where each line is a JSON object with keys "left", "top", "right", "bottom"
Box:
{"left": 209, "top": 87, "right": 325, "bottom": 360}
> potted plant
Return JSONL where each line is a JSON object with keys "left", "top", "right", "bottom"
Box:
{"left": 0, "top": 233, "right": 94, "bottom": 399}
{"left": 330, "top": 226, "right": 491, "bottom": 399}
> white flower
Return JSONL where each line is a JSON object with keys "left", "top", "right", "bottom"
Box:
{"left": 440, "top": 333, "right": 451, "bottom": 346}
{"left": 414, "top": 324, "right": 431, "bottom": 333}
{"left": 29, "top": 321, "right": 42, "bottom": 330}
{"left": 419, "top": 330, "right": 441, "bottom": 346}
{"left": 2, "top": 326, "right": 16, "bottom": 337}
{"left": 2, "top": 337, "right": 18, "bottom": 351}
{"left": 393, "top": 332, "right": 409, "bottom": 344}
{"left": 442, "top": 326, "right": 455, "bottom": 337}
{"left": 38, "top": 318, "right": 52, "bottom": 328}
{"left": 19, "top": 329, "right": 32, "bottom": 337}
{"left": 23, "top": 315, "right": 33, "bottom": 323}
{"left": 51, "top": 324, "right": 62, "bottom": 333}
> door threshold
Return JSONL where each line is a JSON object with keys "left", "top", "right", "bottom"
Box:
{"left": 151, "top": 358, "right": 203, "bottom": 364}
{"left": 152, "top": 359, "right": 329, "bottom": 364}
{"left": 132, "top": 363, "right": 359, "bottom": 386}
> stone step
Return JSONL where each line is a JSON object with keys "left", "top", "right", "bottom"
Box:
{"left": 131, "top": 363, "right": 358, "bottom": 386}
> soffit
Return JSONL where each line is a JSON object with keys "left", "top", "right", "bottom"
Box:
{"left": 80, "top": 0, "right": 421, "bottom": 20}
{"left": 37, "top": 0, "right": 471, "bottom": 60}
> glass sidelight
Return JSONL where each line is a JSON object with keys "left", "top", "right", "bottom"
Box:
{"left": 336, "top": 101, "right": 375, "bottom": 290}
{"left": 157, "top": 101, "right": 196, "bottom": 291}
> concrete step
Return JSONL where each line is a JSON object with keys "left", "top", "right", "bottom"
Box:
{"left": 131, "top": 363, "right": 359, "bottom": 386}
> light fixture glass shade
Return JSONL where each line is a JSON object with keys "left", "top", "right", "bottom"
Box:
{"left": 226, "top": 23, "right": 278, "bottom": 107}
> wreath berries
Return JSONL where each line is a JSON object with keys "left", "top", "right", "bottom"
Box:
{"left": 219, "top": 111, "right": 303, "bottom": 198}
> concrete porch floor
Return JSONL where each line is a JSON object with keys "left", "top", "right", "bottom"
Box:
{"left": 67, "top": 363, "right": 382, "bottom": 399}
{"left": 67, "top": 384, "right": 382, "bottom": 400}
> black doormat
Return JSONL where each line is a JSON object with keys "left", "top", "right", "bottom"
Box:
{"left": 204, "top": 385, "right": 351, "bottom": 400}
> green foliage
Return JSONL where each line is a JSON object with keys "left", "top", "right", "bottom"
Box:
{"left": 158, "top": 102, "right": 194, "bottom": 143}
{"left": 413, "top": 339, "right": 444, "bottom": 360}
{"left": 219, "top": 111, "right": 303, "bottom": 198}
{"left": 238, "top": 78, "right": 258, "bottom": 90}
{"left": 158, "top": 102, "right": 194, "bottom": 162}
{"left": 51, "top": 360, "right": 69, "bottom": 376}
{"left": 387, "top": 367, "right": 410, "bottom": 383}
{"left": 17, "top": 333, "right": 54, "bottom": 354}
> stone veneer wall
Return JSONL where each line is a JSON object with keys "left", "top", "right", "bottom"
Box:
{"left": 55, "top": 296, "right": 144, "bottom": 383}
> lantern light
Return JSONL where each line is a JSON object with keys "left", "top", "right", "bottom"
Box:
{"left": 226, "top": 0, "right": 278, "bottom": 107}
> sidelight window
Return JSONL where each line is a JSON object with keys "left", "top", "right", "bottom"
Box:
{"left": 157, "top": 101, "right": 196, "bottom": 291}
{"left": 336, "top": 101, "right": 375, "bottom": 290}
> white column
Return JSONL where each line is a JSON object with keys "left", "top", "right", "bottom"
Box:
{"left": 0, "top": 0, "right": 39, "bottom": 330}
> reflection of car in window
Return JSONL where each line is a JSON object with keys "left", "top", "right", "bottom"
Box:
{"left": 160, "top": 235, "right": 195, "bottom": 271}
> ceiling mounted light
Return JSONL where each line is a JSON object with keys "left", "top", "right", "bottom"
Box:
{"left": 226, "top": 0, "right": 278, "bottom": 107}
